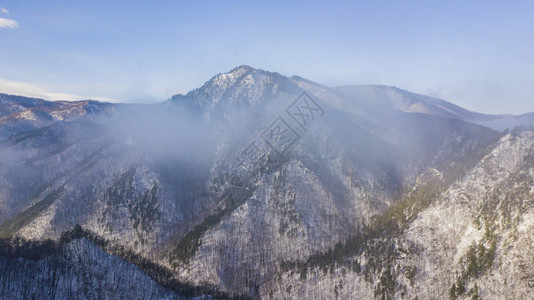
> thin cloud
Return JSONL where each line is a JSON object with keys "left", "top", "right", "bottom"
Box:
{"left": 0, "top": 78, "right": 119, "bottom": 102}
{"left": 0, "top": 17, "right": 18, "bottom": 28}
{"left": 0, "top": 7, "right": 8, "bottom": 14}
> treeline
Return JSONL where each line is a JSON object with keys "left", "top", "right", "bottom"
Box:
{"left": 0, "top": 225, "right": 250, "bottom": 300}
{"left": 0, "top": 237, "right": 59, "bottom": 260}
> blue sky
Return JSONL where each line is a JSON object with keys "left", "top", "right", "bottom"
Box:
{"left": 0, "top": 0, "right": 533, "bottom": 114}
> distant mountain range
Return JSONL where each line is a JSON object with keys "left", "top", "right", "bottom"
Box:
{"left": 1, "top": 66, "right": 534, "bottom": 299}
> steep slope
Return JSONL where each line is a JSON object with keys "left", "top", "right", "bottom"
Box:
{"left": 0, "top": 238, "right": 185, "bottom": 299}
{"left": 162, "top": 67, "right": 502, "bottom": 296}
{"left": 0, "top": 66, "right": 531, "bottom": 299}
{"left": 404, "top": 129, "right": 534, "bottom": 299}
{"left": 0, "top": 226, "right": 227, "bottom": 299}
{"left": 269, "top": 129, "right": 534, "bottom": 299}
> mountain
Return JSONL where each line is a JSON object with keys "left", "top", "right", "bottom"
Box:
{"left": 331, "top": 85, "right": 534, "bottom": 131}
{"left": 0, "top": 93, "right": 117, "bottom": 141}
{"left": 170, "top": 65, "right": 301, "bottom": 110}
{"left": 335, "top": 85, "right": 494, "bottom": 121}
{"left": 1, "top": 238, "right": 186, "bottom": 299}
{"left": 1, "top": 66, "right": 534, "bottom": 299}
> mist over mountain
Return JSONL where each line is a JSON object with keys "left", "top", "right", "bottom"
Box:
{"left": 1, "top": 66, "right": 534, "bottom": 299}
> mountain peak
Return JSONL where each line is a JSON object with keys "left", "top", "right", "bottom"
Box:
{"left": 228, "top": 64, "right": 254, "bottom": 74}
{"left": 170, "top": 66, "right": 301, "bottom": 110}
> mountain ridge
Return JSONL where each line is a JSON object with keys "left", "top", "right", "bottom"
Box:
{"left": 1, "top": 66, "right": 534, "bottom": 299}
{"left": 2, "top": 65, "right": 533, "bottom": 133}
{"left": 165, "top": 66, "right": 533, "bottom": 131}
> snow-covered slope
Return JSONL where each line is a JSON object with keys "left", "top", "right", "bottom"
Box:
{"left": 0, "top": 238, "right": 185, "bottom": 299}
{"left": 270, "top": 129, "right": 534, "bottom": 299}
{"left": 0, "top": 93, "right": 117, "bottom": 141}
{"left": 334, "top": 85, "right": 534, "bottom": 131}
{"left": 170, "top": 65, "right": 301, "bottom": 112}
{"left": 1, "top": 66, "right": 533, "bottom": 299}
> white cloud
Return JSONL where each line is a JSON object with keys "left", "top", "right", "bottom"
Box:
{"left": 0, "top": 78, "right": 119, "bottom": 102}
{"left": 0, "top": 7, "right": 8, "bottom": 14}
{"left": 0, "top": 17, "right": 18, "bottom": 28}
